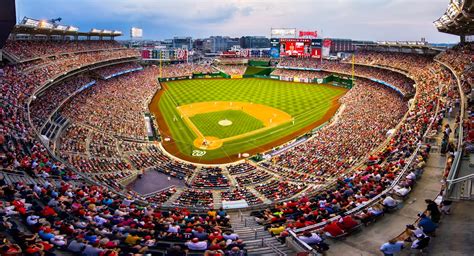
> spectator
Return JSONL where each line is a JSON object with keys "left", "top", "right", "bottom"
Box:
{"left": 298, "top": 231, "right": 323, "bottom": 245}
{"left": 410, "top": 233, "right": 430, "bottom": 251}
{"left": 185, "top": 238, "right": 208, "bottom": 251}
{"left": 67, "top": 238, "right": 86, "bottom": 253}
{"left": 425, "top": 199, "right": 441, "bottom": 223}
{"left": 417, "top": 213, "right": 438, "bottom": 235}
{"left": 380, "top": 239, "right": 404, "bottom": 256}
{"left": 323, "top": 221, "right": 345, "bottom": 237}
{"left": 225, "top": 246, "right": 245, "bottom": 256}
{"left": 382, "top": 195, "right": 399, "bottom": 209}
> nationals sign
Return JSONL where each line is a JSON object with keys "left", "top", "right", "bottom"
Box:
{"left": 299, "top": 31, "right": 318, "bottom": 38}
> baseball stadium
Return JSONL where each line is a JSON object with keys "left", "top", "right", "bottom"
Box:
{"left": 0, "top": 0, "right": 474, "bottom": 255}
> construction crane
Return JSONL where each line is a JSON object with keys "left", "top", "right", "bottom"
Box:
{"left": 48, "top": 18, "right": 62, "bottom": 24}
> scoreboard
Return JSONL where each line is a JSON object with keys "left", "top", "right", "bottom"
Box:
{"left": 280, "top": 38, "right": 311, "bottom": 57}
{"left": 270, "top": 38, "right": 323, "bottom": 58}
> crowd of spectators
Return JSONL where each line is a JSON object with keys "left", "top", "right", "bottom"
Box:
{"left": 436, "top": 43, "right": 474, "bottom": 75}
{"left": 221, "top": 188, "right": 263, "bottom": 206}
{"left": 259, "top": 163, "right": 326, "bottom": 183}
{"left": 250, "top": 51, "right": 455, "bottom": 249}
{"left": 93, "top": 62, "right": 143, "bottom": 79}
{"left": 3, "top": 40, "right": 124, "bottom": 60}
{"left": 190, "top": 167, "right": 230, "bottom": 188}
{"left": 29, "top": 76, "right": 93, "bottom": 128}
{"left": 89, "top": 132, "right": 120, "bottom": 158}
{"left": 226, "top": 163, "right": 256, "bottom": 175}
{"left": 0, "top": 62, "right": 76, "bottom": 180}
{"left": 271, "top": 69, "right": 330, "bottom": 80}
{"left": 234, "top": 168, "right": 272, "bottom": 186}
{"left": 58, "top": 124, "right": 90, "bottom": 154}
{"left": 435, "top": 43, "right": 474, "bottom": 155}
{"left": 159, "top": 63, "right": 215, "bottom": 78}
{"left": 254, "top": 180, "right": 306, "bottom": 201}
{"left": 60, "top": 67, "right": 160, "bottom": 139}
{"left": 274, "top": 60, "right": 415, "bottom": 96}
{"left": 352, "top": 51, "right": 433, "bottom": 73}
{"left": 63, "top": 154, "right": 132, "bottom": 174}
{"left": 173, "top": 189, "right": 214, "bottom": 208}
{"left": 24, "top": 49, "right": 139, "bottom": 87}
{"left": 266, "top": 79, "right": 407, "bottom": 184}
{"left": 215, "top": 65, "right": 247, "bottom": 76}
{"left": 0, "top": 177, "right": 242, "bottom": 255}
{"left": 118, "top": 141, "right": 146, "bottom": 153}
{"left": 143, "top": 187, "right": 178, "bottom": 205}
{"left": 278, "top": 58, "right": 322, "bottom": 69}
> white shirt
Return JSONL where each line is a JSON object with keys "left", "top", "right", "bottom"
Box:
{"left": 298, "top": 233, "right": 323, "bottom": 245}
{"left": 383, "top": 196, "right": 397, "bottom": 207}
{"left": 406, "top": 172, "right": 416, "bottom": 180}
{"left": 395, "top": 186, "right": 410, "bottom": 196}
{"left": 223, "top": 233, "right": 239, "bottom": 241}
{"left": 27, "top": 215, "right": 39, "bottom": 226}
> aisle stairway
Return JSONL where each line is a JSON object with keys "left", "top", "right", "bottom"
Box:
{"left": 213, "top": 190, "right": 223, "bottom": 209}
{"left": 162, "top": 187, "right": 184, "bottom": 206}
{"left": 228, "top": 212, "right": 297, "bottom": 256}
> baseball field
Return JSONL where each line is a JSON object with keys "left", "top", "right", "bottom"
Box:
{"left": 149, "top": 78, "right": 348, "bottom": 163}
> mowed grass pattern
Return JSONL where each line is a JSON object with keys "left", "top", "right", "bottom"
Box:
{"left": 190, "top": 110, "right": 264, "bottom": 139}
{"left": 158, "top": 78, "right": 348, "bottom": 161}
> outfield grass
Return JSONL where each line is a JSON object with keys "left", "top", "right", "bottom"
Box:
{"left": 190, "top": 110, "right": 264, "bottom": 139}
{"left": 156, "top": 78, "right": 347, "bottom": 161}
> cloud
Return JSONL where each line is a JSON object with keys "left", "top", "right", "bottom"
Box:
{"left": 15, "top": 0, "right": 459, "bottom": 42}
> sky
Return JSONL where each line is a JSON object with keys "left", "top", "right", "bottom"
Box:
{"left": 16, "top": 0, "right": 459, "bottom": 43}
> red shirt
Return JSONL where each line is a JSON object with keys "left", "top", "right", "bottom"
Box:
{"left": 41, "top": 206, "right": 56, "bottom": 217}
{"left": 323, "top": 222, "right": 344, "bottom": 237}
{"left": 338, "top": 216, "right": 359, "bottom": 230}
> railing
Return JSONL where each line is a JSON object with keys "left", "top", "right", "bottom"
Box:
{"left": 435, "top": 59, "right": 466, "bottom": 194}
{"left": 263, "top": 240, "right": 287, "bottom": 256}
{"left": 287, "top": 230, "right": 319, "bottom": 256}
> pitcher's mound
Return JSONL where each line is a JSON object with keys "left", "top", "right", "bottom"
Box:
{"left": 193, "top": 136, "right": 223, "bottom": 150}
{"left": 218, "top": 119, "right": 233, "bottom": 126}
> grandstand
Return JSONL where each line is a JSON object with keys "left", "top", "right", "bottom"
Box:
{"left": 0, "top": 0, "right": 473, "bottom": 255}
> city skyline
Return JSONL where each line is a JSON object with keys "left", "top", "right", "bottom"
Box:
{"left": 17, "top": 0, "right": 459, "bottom": 43}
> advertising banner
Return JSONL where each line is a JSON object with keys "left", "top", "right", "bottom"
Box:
{"left": 271, "top": 28, "right": 296, "bottom": 38}
{"left": 322, "top": 39, "right": 332, "bottom": 57}
{"left": 311, "top": 39, "right": 322, "bottom": 48}
{"left": 270, "top": 38, "right": 280, "bottom": 58}
{"left": 175, "top": 49, "right": 187, "bottom": 60}
{"left": 311, "top": 48, "right": 322, "bottom": 59}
